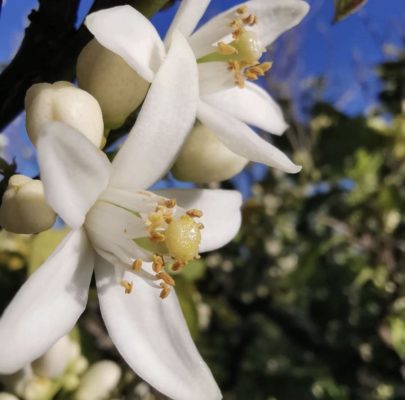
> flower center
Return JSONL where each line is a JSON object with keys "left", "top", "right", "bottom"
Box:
{"left": 197, "top": 5, "right": 272, "bottom": 88}
{"left": 85, "top": 189, "right": 204, "bottom": 300}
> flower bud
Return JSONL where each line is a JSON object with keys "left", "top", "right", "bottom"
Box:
{"left": 0, "top": 175, "right": 56, "bottom": 234}
{"left": 32, "top": 335, "right": 78, "bottom": 379}
{"left": 0, "top": 393, "right": 19, "bottom": 400}
{"left": 77, "top": 39, "right": 150, "bottom": 129}
{"left": 172, "top": 123, "right": 249, "bottom": 183}
{"left": 25, "top": 81, "right": 104, "bottom": 148}
{"left": 74, "top": 361, "right": 121, "bottom": 400}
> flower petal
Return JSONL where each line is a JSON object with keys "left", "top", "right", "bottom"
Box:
{"left": 85, "top": 5, "right": 165, "bottom": 82}
{"left": 203, "top": 81, "right": 288, "bottom": 134}
{"left": 247, "top": 0, "right": 310, "bottom": 48}
{"left": 37, "top": 122, "right": 111, "bottom": 229}
{"left": 95, "top": 258, "right": 221, "bottom": 400}
{"left": 155, "top": 189, "right": 242, "bottom": 252}
{"left": 110, "top": 31, "right": 198, "bottom": 191}
{"left": 189, "top": 0, "right": 309, "bottom": 57}
{"left": 165, "top": 0, "right": 211, "bottom": 45}
{"left": 0, "top": 229, "right": 93, "bottom": 374}
{"left": 197, "top": 101, "right": 301, "bottom": 173}
{"left": 198, "top": 62, "right": 235, "bottom": 95}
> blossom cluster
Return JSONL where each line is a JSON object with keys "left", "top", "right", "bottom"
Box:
{"left": 0, "top": 1, "right": 309, "bottom": 399}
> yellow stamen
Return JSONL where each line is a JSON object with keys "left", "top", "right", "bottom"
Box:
{"left": 217, "top": 41, "right": 238, "bottom": 56}
{"left": 243, "top": 14, "right": 257, "bottom": 25}
{"left": 150, "top": 231, "right": 166, "bottom": 242}
{"left": 152, "top": 254, "right": 164, "bottom": 273}
{"left": 158, "top": 198, "right": 176, "bottom": 208}
{"left": 120, "top": 280, "right": 133, "bottom": 294}
{"left": 159, "top": 283, "right": 171, "bottom": 299}
{"left": 132, "top": 258, "right": 142, "bottom": 272}
{"left": 156, "top": 271, "right": 175, "bottom": 287}
{"left": 172, "top": 260, "right": 185, "bottom": 272}
{"left": 186, "top": 209, "right": 203, "bottom": 218}
{"left": 236, "top": 5, "right": 248, "bottom": 14}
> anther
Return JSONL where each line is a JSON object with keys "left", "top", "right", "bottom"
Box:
{"left": 120, "top": 280, "right": 133, "bottom": 294}
{"left": 217, "top": 42, "right": 238, "bottom": 56}
{"left": 197, "top": 223, "right": 205, "bottom": 230}
{"left": 156, "top": 271, "right": 175, "bottom": 287}
{"left": 152, "top": 254, "right": 164, "bottom": 273}
{"left": 186, "top": 209, "right": 203, "bottom": 218}
{"left": 243, "top": 14, "right": 257, "bottom": 25}
{"left": 150, "top": 231, "right": 166, "bottom": 242}
{"left": 132, "top": 258, "right": 143, "bottom": 272}
{"left": 159, "top": 283, "right": 171, "bottom": 299}
{"left": 172, "top": 260, "right": 185, "bottom": 272}
{"left": 236, "top": 5, "right": 248, "bottom": 15}
{"left": 158, "top": 198, "right": 176, "bottom": 208}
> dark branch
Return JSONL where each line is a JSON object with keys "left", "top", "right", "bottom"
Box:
{"left": 0, "top": 0, "right": 171, "bottom": 132}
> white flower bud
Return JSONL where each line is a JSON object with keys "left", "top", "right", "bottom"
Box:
{"left": 0, "top": 393, "right": 19, "bottom": 400}
{"left": 172, "top": 123, "right": 249, "bottom": 183}
{"left": 74, "top": 361, "right": 121, "bottom": 400}
{"left": 25, "top": 81, "right": 104, "bottom": 148}
{"left": 0, "top": 175, "right": 56, "bottom": 234}
{"left": 77, "top": 39, "right": 150, "bottom": 129}
{"left": 32, "top": 335, "right": 78, "bottom": 379}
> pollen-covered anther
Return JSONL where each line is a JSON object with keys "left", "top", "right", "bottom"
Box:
{"left": 186, "top": 209, "right": 203, "bottom": 218}
{"left": 158, "top": 198, "right": 176, "bottom": 208}
{"left": 217, "top": 41, "right": 238, "bottom": 56}
{"left": 236, "top": 5, "right": 248, "bottom": 15}
{"left": 132, "top": 258, "right": 142, "bottom": 272}
{"left": 243, "top": 14, "right": 258, "bottom": 26}
{"left": 172, "top": 260, "right": 185, "bottom": 272}
{"left": 159, "top": 283, "right": 171, "bottom": 299}
{"left": 150, "top": 231, "right": 166, "bottom": 242}
{"left": 120, "top": 280, "right": 133, "bottom": 294}
{"left": 152, "top": 254, "right": 164, "bottom": 273}
{"left": 156, "top": 271, "right": 175, "bottom": 287}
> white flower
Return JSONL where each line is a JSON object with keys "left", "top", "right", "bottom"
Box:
{"left": 0, "top": 33, "right": 241, "bottom": 400}
{"left": 84, "top": 0, "right": 309, "bottom": 176}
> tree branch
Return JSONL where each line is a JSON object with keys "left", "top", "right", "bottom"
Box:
{"left": 0, "top": 0, "right": 171, "bottom": 132}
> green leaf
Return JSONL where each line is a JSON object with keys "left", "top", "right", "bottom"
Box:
{"left": 333, "top": 0, "right": 368, "bottom": 22}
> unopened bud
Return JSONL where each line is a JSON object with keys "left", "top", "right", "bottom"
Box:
{"left": 74, "top": 360, "right": 121, "bottom": 400}
{"left": 25, "top": 81, "right": 104, "bottom": 148}
{"left": 77, "top": 39, "right": 150, "bottom": 129}
{"left": 172, "top": 123, "right": 249, "bottom": 182}
{"left": 0, "top": 175, "right": 56, "bottom": 234}
{"left": 32, "top": 335, "right": 78, "bottom": 379}
{"left": 0, "top": 393, "right": 19, "bottom": 400}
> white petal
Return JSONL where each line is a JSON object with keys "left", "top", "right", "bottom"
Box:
{"left": 85, "top": 5, "right": 165, "bottom": 82}
{"left": 198, "top": 62, "right": 235, "bottom": 95}
{"left": 189, "top": 0, "right": 309, "bottom": 57}
{"left": 247, "top": 0, "right": 310, "bottom": 47}
{"left": 203, "top": 82, "right": 288, "bottom": 134}
{"left": 95, "top": 258, "right": 221, "bottom": 400}
{"left": 110, "top": 31, "right": 198, "bottom": 191}
{"left": 155, "top": 189, "right": 242, "bottom": 252}
{"left": 197, "top": 100, "right": 301, "bottom": 173}
{"left": 0, "top": 229, "right": 93, "bottom": 374}
{"left": 37, "top": 122, "right": 111, "bottom": 229}
{"left": 165, "top": 0, "right": 211, "bottom": 45}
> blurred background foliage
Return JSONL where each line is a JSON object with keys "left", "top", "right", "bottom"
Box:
{"left": 0, "top": 0, "right": 405, "bottom": 399}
